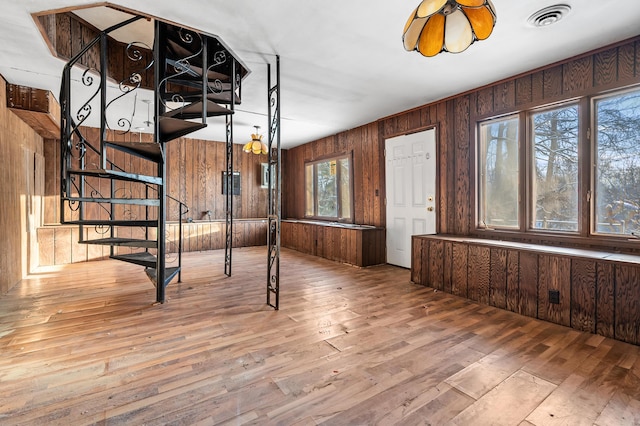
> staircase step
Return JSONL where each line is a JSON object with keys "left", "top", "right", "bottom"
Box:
{"left": 159, "top": 117, "right": 207, "bottom": 142}
{"left": 111, "top": 252, "right": 157, "bottom": 268}
{"left": 65, "top": 219, "right": 157, "bottom": 227}
{"left": 162, "top": 24, "right": 248, "bottom": 81}
{"left": 105, "top": 141, "right": 162, "bottom": 162}
{"left": 145, "top": 267, "right": 180, "bottom": 288}
{"left": 165, "top": 59, "right": 231, "bottom": 83}
{"left": 83, "top": 238, "right": 157, "bottom": 248}
{"left": 67, "top": 168, "right": 162, "bottom": 185}
{"left": 163, "top": 100, "right": 231, "bottom": 119}
{"left": 64, "top": 197, "right": 160, "bottom": 206}
{"left": 204, "top": 91, "right": 240, "bottom": 105}
{"left": 165, "top": 86, "right": 240, "bottom": 105}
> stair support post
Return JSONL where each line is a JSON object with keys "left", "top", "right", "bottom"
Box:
{"left": 267, "top": 55, "right": 281, "bottom": 310}
{"left": 224, "top": 59, "right": 236, "bottom": 277}
{"left": 154, "top": 20, "right": 166, "bottom": 303}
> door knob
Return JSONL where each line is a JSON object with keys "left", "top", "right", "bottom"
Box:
{"left": 427, "top": 207, "right": 434, "bottom": 212}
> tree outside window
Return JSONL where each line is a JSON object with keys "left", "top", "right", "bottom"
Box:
{"left": 478, "top": 116, "right": 519, "bottom": 229}
{"left": 476, "top": 86, "right": 640, "bottom": 240}
{"left": 594, "top": 89, "right": 640, "bottom": 236}
{"left": 531, "top": 105, "right": 579, "bottom": 231}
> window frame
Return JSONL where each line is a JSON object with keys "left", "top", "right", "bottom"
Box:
{"left": 590, "top": 86, "right": 640, "bottom": 238}
{"left": 304, "top": 152, "right": 354, "bottom": 223}
{"left": 477, "top": 113, "right": 522, "bottom": 231}
{"left": 472, "top": 85, "right": 640, "bottom": 250}
{"left": 527, "top": 100, "right": 583, "bottom": 235}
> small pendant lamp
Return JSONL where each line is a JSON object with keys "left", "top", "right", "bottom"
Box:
{"left": 242, "top": 126, "right": 268, "bottom": 155}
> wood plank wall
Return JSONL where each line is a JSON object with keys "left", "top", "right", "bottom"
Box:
{"left": 43, "top": 128, "right": 268, "bottom": 225}
{"left": 413, "top": 235, "right": 640, "bottom": 346}
{"left": 36, "top": 12, "right": 154, "bottom": 90}
{"left": 381, "top": 36, "right": 640, "bottom": 237}
{"left": 0, "top": 76, "right": 45, "bottom": 294}
{"left": 284, "top": 36, "right": 640, "bottom": 240}
{"left": 166, "top": 136, "right": 268, "bottom": 221}
{"left": 283, "top": 122, "right": 384, "bottom": 227}
{"left": 37, "top": 220, "right": 267, "bottom": 266}
{"left": 38, "top": 127, "right": 269, "bottom": 266}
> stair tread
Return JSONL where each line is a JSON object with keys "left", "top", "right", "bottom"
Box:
{"left": 111, "top": 252, "right": 157, "bottom": 268}
{"left": 163, "top": 100, "right": 231, "bottom": 119}
{"left": 83, "top": 238, "right": 157, "bottom": 248}
{"left": 65, "top": 219, "right": 158, "bottom": 227}
{"left": 159, "top": 117, "right": 207, "bottom": 142}
{"left": 145, "top": 267, "right": 180, "bottom": 288}
{"left": 63, "top": 197, "right": 160, "bottom": 206}
{"left": 105, "top": 141, "right": 162, "bottom": 162}
{"left": 165, "top": 58, "right": 231, "bottom": 82}
{"left": 162, "top": 23, "right": 249, "bottom": 81}
{"left": 164, "top": 86, "right": 240, "bottom": 105}
{"left": 67, "top": 168, "right": 162, "bottom": 185}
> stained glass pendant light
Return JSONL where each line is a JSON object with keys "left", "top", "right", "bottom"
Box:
{"left": 242, "top": 126, "right": 268, "bottom": 155}
{"left": 403, "top": 0, "right": 496, "bottom": 57}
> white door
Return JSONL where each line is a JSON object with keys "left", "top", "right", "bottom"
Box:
{"left": 385, "top": 129, "right": 437, "bottom": 268}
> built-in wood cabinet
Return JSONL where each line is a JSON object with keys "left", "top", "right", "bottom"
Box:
{"left": 412, "top": 235, "right": 640, "bottom": 345}
{"left": 282, "top": 220, "right": 385, "bottom": 267}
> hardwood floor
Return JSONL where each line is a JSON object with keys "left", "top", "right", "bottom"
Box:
{"left": 1, "top": 247, "right": 639, "bottom": 425}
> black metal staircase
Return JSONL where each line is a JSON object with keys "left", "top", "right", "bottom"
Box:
{"left": 60, "top": 15, "right": 247, "bottom": 303}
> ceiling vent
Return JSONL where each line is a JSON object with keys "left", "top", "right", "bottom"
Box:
{"left": 528, "top": 4, "right": 571, "bottom": 27}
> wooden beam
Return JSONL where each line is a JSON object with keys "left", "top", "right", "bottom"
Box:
{"left": 6, "top": 83, "right": 60, "bottom": 139}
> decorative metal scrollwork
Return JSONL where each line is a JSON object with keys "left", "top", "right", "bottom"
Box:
{"left": 73, "top": 69, "right": 101, "bottom": 130}
{"left": 178, "top": 28, "right": 195, "bottom": 44}
{"left": 105, "top": 41, "right": 154, "bottom": 134}
{"left": 158, "top": 30, "right": 204, "bottom": 112}
{"left": 207, "top": 79, "right": 224, "bottom": 94}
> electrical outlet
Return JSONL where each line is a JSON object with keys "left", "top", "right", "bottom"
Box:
{"left": 549, "top": 289, "right": 560, "bottom": 304}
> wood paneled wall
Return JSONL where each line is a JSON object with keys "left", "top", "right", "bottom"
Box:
{"left": 0, "top": 76, "right": 45, "bottom": 294}
{"left": 283, "top": 122, "right": 384, "bottom": 227}
{"left": 413, "top": 235, "right": 640, "bottom": 345}
{"left": 166, "top": 136, "right": 268, "bottom": 221}
{"left": 283, "top": 36, "right": 640, "bottom": 240}
{"left": 380, "top": 36, "right": 640, "bottom": 237}
{"left": 37, "top": 220, "right": 267, "bottom": 266}
{"left": 38, "top": 128, "right": 269, "bottom": 266}
{"left": 36, "top": 12, "right": 154, "bottom": 91}
{"left": 43, "top": 128, "right": 269, "bottom": 225}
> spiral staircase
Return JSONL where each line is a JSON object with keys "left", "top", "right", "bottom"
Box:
{"left": 60, "top": 16, "right": 248, "bottom": 303}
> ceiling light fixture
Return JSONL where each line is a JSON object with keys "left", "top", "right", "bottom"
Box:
{"left": 528, "top": 4, "right": 571, "bottom": 28}
{"left": 403, "top": 0, "right": 497, "bottom": 57}
{"left": 242, "top": 126, "right": 268, "bottom": 155}
{"left": 135, "top": 99, "right": 152, "bottom": 131}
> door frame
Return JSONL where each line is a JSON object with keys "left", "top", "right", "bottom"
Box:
{"left": 383, "top": 126, "right": 440, "bottom": 266}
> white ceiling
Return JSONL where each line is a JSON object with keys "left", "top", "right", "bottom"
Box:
{"left": 2, "top": 1, "right": 640, "bottom": 148}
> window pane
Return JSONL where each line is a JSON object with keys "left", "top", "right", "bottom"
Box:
{"left": 479, "top": 117, "right": 519, "bottom": 228}
{"left": 594, "top": 89, "right": 640, "bottom": 235}
{"left": 339, "top": 158, "right": 351, "bottom": 220}
{"left": 531, "top": 105, "right": 579, "bottom": 231}
{"left": 305, "top": 164, "right": 314, "bottom": 216}
{"left": 316, "top": 160, "right": 338, "bottom": 217}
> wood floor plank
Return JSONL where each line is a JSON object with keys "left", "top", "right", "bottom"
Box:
{"left": 451, "top": 370, "right": 557, "bottom": 425}
{"left": 1, "top": 247, "right": 640, "bottom": 424}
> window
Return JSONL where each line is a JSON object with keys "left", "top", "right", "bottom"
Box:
{"left": 594, "top": 89, "right": 640, "bottom": 236}
{"left": 305, "top": 155, "right": 352, "bottom": 221}
{"left": 475, "top": 86, "right": 640, "bottom": 241}
{"left": 531, "top": 105, "right": 579, "bottom": 231}
{"left": 478, "top": 116, "right": 519, "bottom": 229}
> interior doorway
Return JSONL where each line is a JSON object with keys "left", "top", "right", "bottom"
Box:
{"left": 385, "top": 128, "right": 437, "bottom": 268}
